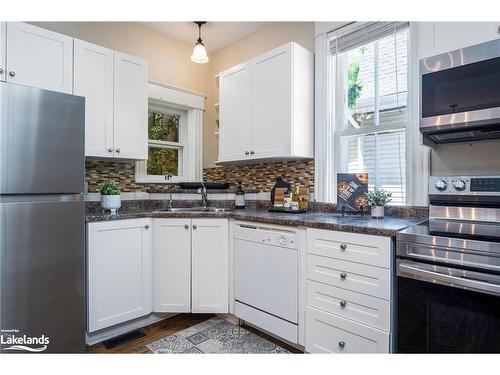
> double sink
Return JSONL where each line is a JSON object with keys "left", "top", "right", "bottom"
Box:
{"left": 158, "top": 207, "right": 233, "bottom": 213}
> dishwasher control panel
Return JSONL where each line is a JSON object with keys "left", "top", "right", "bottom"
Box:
{"left": 234, "top": 223, "right": 298, "bottom": 249}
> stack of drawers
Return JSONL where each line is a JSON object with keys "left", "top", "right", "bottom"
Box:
{"left": 304, "top": 228, "right": 392, "bottom": 353}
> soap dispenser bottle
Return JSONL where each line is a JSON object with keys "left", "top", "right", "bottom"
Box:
{"left": 235, "top": 181, "right": 246, "bottom": 209}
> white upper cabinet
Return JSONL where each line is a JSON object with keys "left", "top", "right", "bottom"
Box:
{"left": 419, "top": 22, "right": 500, "bottom": 58}
{"left": 74, "top": 41, "right": 148, "bottom": 160}
{"left": 153, "top": 219, "right": 191, "bottom": 313}
{"left": 113, "top": 52, "right": 148, "bottom": 160}
{"left": 6, "top": 22, "right": 73, "bottom": 93}
{"left": 0, "top": 22, "right": 6, "bottom": 82}
{"left": 74, "top": 40, "right": 114, "bottom": 158}
{"left": 191, "top": 219, "right": 229, "bottom": 313}
{"left": 218, "top": 64, "right": 252, "bottom": 162}
{"left": 87, "top": 219, "right": 153, "bottom": 332}
{"left": 218, "top": 42, "right": 313, "bottom": 163}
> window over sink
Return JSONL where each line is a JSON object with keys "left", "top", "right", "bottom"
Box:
{"left": 135, "top": 82, "right": 205, "bottom": 184}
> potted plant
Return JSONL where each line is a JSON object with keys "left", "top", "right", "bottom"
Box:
{"left": 100, "top": 181, "right": 121, "bottom": 214}
{"left": 365, "top": 187, "right": 392, "bottom": 218}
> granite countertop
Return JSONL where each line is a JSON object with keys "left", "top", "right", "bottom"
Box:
{"left": 146, "top": 189, "right": 260, "bottom": 194}
{"left": 86, "top": 207, "right": 421, "bottom": 237}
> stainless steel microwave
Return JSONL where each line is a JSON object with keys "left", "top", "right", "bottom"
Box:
{"left": 420, "top": 38, "right": 500, "bottom": 146}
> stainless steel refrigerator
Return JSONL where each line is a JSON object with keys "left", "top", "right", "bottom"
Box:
{"left": 0, "top": 82, "right": 86, "bottom": 353}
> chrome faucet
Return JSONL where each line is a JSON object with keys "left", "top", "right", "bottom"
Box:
{"left": 167, "top": 192, "right": 174, "bottom": 210}
{"left": 197, "top": 182, "right": 209, "bottom": 208}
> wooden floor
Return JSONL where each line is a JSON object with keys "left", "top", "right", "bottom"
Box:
{"left": 87, "top": 314, "right": 302, "bottom": 354}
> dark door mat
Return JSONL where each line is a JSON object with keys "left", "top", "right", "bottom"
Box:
{"left": 102, "top": 329, "right": 146, "bottom": 349}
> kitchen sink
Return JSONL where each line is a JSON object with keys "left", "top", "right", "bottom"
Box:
{"left": 158, "top": 207, "right": 233, "bottom": 213}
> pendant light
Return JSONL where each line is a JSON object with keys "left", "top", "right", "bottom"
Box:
{"left": 191, "top": 21, "right": 209, "bottom": 64}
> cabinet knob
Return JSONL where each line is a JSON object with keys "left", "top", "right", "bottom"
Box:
{"left": 192, "top": 224, "right": 197, "bottom": 229}
{"left": 116, "top": 148, "right": 120, "bottom": 153}
{"left": 245, "top": 151, "right": 249, "bottom": 155}
{"left": 144, "top": 225, "right": 150, "bottom": 229}
{"left": 498, "top": 25, "right": 500, "bottom": 34}
{"left": 338, "top": 341, "right": 346, "bottom": 349}
{"left": 250, "top": 150, "right": 255, "bottom": 155}
{"left": 107, "top": 148, "right": 113, "bottom": 153}
{"left": 0, "top": 68, "right": 4, "bottom": 74}
{"left": 184, "top": 224, "right": 189, "bottom": 229}
{"left": 9, "top": 71, "right": 15, "bottom": 77}
{"left": 340, "top": 300, "right": 347, "bottom": 308}
{"left": 340, "top": 243, "right": 347, "bottom": 251}
{"left": 340, "top": 272, "right": 347, "bottom": 280}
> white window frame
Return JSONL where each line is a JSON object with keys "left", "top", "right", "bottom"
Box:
{"left": 314, "top": 22, "right": 430, "bottom": 206}
{"left": 135, "top": 81, "right": 205, "bottom": 184}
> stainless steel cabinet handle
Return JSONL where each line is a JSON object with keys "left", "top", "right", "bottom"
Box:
{"left": 340, "top": 272, "right": 347, "bottom": 280}
{"left": 9, "top": 71, "right": 15, "bottom": 77}
{"left": 116, "top": 148, "right": 120, "bottom": 153}
{"left": 338, "top": 341, "right": 346, "bottom": 349}
{"left": 107, "top": 148, "right": 113, "bottom": 153}
{"left": 245, "top": 151, "right": 249, "bottom": 155}
{"left": 144, "top": 225, "right": 149, "bottom": 229}
{"left": 340, "top": 300, "right": 347, "bottom": 308}
{"left": 250, "top": 150, "right": 255, "bottom": 155}
{"left": 340, "top": 243, "right": 347, "bottom": 251}
{"left": 184, "top": 224, "right": 189, "bottom": 229}
{"left": 193, "top": 224, "right": 197, "bottom": 229}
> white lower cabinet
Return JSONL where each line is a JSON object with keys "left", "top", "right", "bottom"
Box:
{"left": 87, "top": 219, "right": 153, "bottom": 332}
{"left": 153, "top": 219, "right": 191, "bottom": 312}
{"left": 153, "top": 218, "right": 229, "bottom": 314}
{"left": 304, "top": 228, "right": 393, "bottom": 353}
{"left": 305, "top": 307, "right": 389, "bottom": 354}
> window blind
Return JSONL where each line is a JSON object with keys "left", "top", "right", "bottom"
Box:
{"left": 329, "top": 22, "right": 409, "bottom": 55}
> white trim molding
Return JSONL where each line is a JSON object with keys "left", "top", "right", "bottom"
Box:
{"left": 135, "top": 81, "right": 205, "bottom": 184}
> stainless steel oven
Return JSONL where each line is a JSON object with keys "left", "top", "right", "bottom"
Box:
{"left": 420, "top": 39, "right": 500, "bottom": 145}
{"left": 396, "top": 175, "right": 500, "bottom": 353}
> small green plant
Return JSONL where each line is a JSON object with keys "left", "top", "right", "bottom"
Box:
{"left": 365, "top": 187, "right": 392, "bottom": 207}
{"left": 99, "top": 181, "right": 121, "bottom": 196}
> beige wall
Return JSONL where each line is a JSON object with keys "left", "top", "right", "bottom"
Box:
{"left": 430, "top": 141, "right": 500, "bottom": 175}
{"left": 205, "top": 22, "right": 315, "bottom": 167}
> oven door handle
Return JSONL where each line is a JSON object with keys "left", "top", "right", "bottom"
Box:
{"left": 397, "top": 260, "right": 500, "bottom": 297}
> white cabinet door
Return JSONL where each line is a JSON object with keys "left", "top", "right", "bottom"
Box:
{"left": 113, "top": 51, "right": 148, "bottom": 160}
{"left": 153, "top": 219, "right": 191, "bottom": 313}
{"left": 0, "top": 22, "right": 6, "bottom": 82}
{"left": 253, "top": 44, "right": 292, "bottom": 158}
{"left": 420, "top": 22, "right": 500, "bottom": 58}
{"left": 191, "top": 219, "right": 229, "bottom": 313}
{"left": 74, "top": 39, "right": 114, "bottom": 158}
{"left": 87, "top": 219, "right": 153, "bottom": 332}
{"left": 218, "top": 64, "right": 252, "bottom": 162}
{"left": 6, "top": 22, "right": 73, "bottom": 93}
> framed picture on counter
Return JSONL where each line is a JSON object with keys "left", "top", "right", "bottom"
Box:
{"left": 337, "top": 173, "right": 369, "bottom": 212}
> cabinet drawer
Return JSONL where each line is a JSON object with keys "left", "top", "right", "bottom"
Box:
{"left": 307, "top": 254, "right": 390, "bottom": 300}
{"left": 305, "top": 307, "right": 390, "bottom": 353}
{"left": 307, "top": 228, "right": 392, "bottom": 269}
{"left": 307, "top": 280, "right": 390, "bottom": 332}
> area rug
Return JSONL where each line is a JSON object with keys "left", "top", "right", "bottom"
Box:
{"left": 147, "top": 317, "right": 290, "bottom": 354}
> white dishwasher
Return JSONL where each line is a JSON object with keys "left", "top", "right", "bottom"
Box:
{"left": 234, "top": 222, "right": 298, "bottom": 343}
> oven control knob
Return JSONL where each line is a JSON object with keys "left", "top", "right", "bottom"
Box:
{"left": 435, "top": 180, "right": 447, "bottom": 191}
{"left": 453, "top": 179, "right": 466, "bottom": 191}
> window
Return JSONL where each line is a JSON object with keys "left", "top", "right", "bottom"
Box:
{"left": 333, "top": 23, "right": 408, "bottom": 205}
{"left": 135, "top": 82, "right": 205, "bottom": 184}
{"left": 146, "top": 104, "right": 187, "bottom": 179}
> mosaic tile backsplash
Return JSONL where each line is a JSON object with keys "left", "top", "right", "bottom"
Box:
{"left": 86, "top": 159, "right": 315, "bottom": 193}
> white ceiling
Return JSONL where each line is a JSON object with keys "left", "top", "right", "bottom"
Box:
{"left": 140, "top": 22, "right": 269, "bottom": 53}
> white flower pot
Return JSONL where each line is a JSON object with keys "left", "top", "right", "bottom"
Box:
{"left": 101, "top": 195, "right": 121, "bottom": 214}
{"left": 371, "top": 206, "right": 385, "bottom": 218}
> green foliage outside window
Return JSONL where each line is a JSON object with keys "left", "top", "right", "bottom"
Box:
{"left": 347, "top": 47, "right": 364, "bottom": 109}
{"left": 147, "top": 112, "right": 180, "bottom": 176}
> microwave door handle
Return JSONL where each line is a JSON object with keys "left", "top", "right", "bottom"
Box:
{"left": 398, "top": 261, "right": 500, "bottom": 297}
